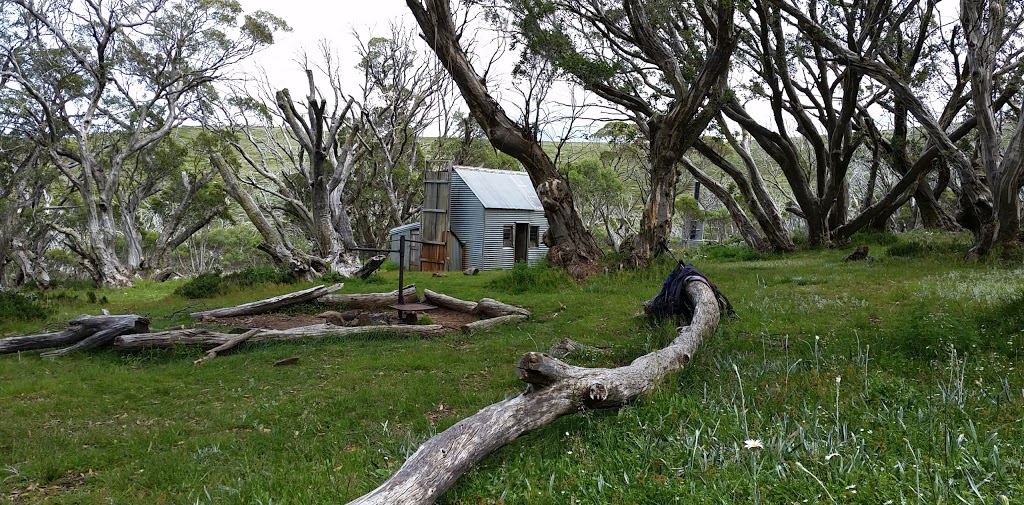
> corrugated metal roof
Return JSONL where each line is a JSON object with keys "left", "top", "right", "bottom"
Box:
{"left": 388, "top": 222, "right": 421, "bottom": 235}
{"left": 453, "top": 166, "right": 543, "bottom": 211}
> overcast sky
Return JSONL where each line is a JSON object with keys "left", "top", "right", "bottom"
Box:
{"left": 235, "top": 1, "right": 418, "bottom": 93}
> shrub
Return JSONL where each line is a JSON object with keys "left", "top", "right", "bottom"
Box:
{"left": 321, "top": 271, "right": 346, "bottom": 283}
{"left": 0, "top": 291, "right": 48, "bottom": 321}
{"left": 173, "top": 271, "right": 225, "bottom": 299}
{"left": 224, "top": 266, "right": 294, "bottom": 287}
{"left": 486, "top": 261, "right": 571, "bottom": 294}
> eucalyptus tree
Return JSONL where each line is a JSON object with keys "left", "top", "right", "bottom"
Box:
{"left": 499, "top": 0, "right": 738, "bottom": 266}
{"left": 349, "top": 26, "right": 447, "bottom": 246}
{"left": 0, "top": 0, "right": 286, "bottom": 286}
{"left": 406, "top": 0, "right": 604, "bottom": 276}
{"left": 207, "top": 55, "right": 365, "bottom": 278}
{"left": 208, "top": 28, "right": 445, "bottom": 276}
{"left": 770, "top": 0, "right": 1022, "bottom": 256}
{"left": 0, "top": 137, "right": 55, "bottom": 288}
{"left": 961, "top": 0, "right": 1024, "bottom": 250}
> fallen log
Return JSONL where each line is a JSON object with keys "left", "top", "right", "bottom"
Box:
{"left": 422, "top": 289, "right": 478, "bottom": 313}
{"left": 190, "top": 283, "right": 344, "bottom": 320}
{"left": 1, "top": 315, "right": 149, "bottom": 355}
{"left": 353, "top": 255, "right": 387, "bottom": 279}
{"left": 472, "top": 298, "right": 531, "bottom": 318}
{"left": 113, "top": 323, "right": 451, "bottom": 352}
{"left": 461, "top": 314, "right": 527, "bottom": 334}
{"left": 193, "top": 329, "right": 260, "bottom": 364}
{"left": 347, "top": 281, "right": 719, "bottom": 505}
{"left": 40, "top": 315, "right": 150, "bottom": 358}
{"left": 318, "top": 285, "right": 417, "bottom": 309}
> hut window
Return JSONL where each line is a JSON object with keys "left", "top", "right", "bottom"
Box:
{"left": 502, "top": 225, "right": 514, "bottom": 248}
{"left": 529, "top": 226, "right": 539, "bottom": 248}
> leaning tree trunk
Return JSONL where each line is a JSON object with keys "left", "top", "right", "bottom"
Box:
{"left": 348, "top": 280, "right": 720, "bottom": 505}
{"left": 407, "top": 0, "right": 603, "bottom": 277}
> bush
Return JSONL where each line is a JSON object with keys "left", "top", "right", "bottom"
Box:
{"left": 486, "top": 261, "right": 571, "bottom": 294}
{"left": 0, "top": 291, "right": 48, "bottom": 321}
{"left": 173, "top": 271, "right": 225, "bottom": 299}
{"left": 224, "top": 266, "right": 294, "bottom": 287}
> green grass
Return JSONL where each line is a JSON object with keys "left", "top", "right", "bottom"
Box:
{"left": 2, "top": 236, "right": 1024, "bottom": 503}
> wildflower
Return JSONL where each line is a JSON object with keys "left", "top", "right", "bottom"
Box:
{"left": 743, "top": 439, "right": 764, "bottom": 450}
{"left": 835, "top": 376, "right": 841, "bottom": 384}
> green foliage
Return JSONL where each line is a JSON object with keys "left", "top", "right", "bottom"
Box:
{"left": 885, "top": 233, "right": 970, "bottom": 258}
{"left": 485, "top": 261, "right": 572, "bottom": 294}
{"left": 173, "top": 271, "right": 225, "bottom": 299}
{"left": 321, "top": 271, "right": 346, "bottom": 283}
{"left": 174, "top": 267, "right": 297, "bottom": 299}
{"left": 700, "top": 243, "right": 768, "bottom": 261}
{"left": 223, "top": 266, "right": 295, "bottom": 287}
{"left": 416, "top": 315, "right": 433, "bottom": 325}
{"left": 0, "top": 291, "right": 48, "bottom": 321}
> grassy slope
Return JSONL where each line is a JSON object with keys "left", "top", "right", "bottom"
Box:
{"left": 2, "top": 236, "right": 1023, "bottom": 504}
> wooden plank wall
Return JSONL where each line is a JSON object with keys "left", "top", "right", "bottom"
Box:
{"left": 421, "top": 168, "right": 450, "bottom": 272}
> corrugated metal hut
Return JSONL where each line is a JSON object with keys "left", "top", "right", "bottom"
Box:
{"left": 388, "top": 164, "right": 550, "bottom": 272}
{"left": 448, "top": 166, "right": 549, "bottom": 270}
{"left": 387, "top": 222, "right": 421, "bottom": 269}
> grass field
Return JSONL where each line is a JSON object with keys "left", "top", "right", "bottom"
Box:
{"left": 2, "top": 233, "right": 1023, "bottom": 504}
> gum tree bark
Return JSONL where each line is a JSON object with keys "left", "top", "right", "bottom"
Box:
{"left": 348, "top": 280, "right": 720, "bottom": 505}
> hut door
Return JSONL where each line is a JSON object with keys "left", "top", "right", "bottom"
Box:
{"left": 514, "top": 223, "right": 529, "bottom": 263}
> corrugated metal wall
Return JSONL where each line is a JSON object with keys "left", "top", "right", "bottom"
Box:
{"left": 449, "top": 171, "right": 485, "bottom": 269}
{"left": 388, "top": 225, "right": 421, "bottom": 270}
{"left": 480, "top": 209, "right": 549, "bottom": 270}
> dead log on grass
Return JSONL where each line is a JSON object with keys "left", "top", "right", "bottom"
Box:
{"left": 318, "top": 285, "right": 417, "bottom": 309}
{"left": 422, "top": 289, "right": 478, "bottom": 313}
{"left": 461, "top": 314, "right": 527, "bottom": 334}
{"left": 193, "top": 329, "right": 260, "bottom": 364}
{"left": 347, "top": 281, "right": 719, "bottom": 505}
{"left": 353, "top": 255, "right": 387, "bottom": 279}
{"left": 190, "top": 283, "right": 344, "bottom": 320}
{"left": 113, "top": 323, "right": 451, "bottom": 352}
{"left": 472, "top": 298, "right": 531, "bottom": 318}
{"left": 422, "top": 290, "right": 530, "bottom": 318}
{"left": 0, "top": 315, "right": 149, "bottom": 356}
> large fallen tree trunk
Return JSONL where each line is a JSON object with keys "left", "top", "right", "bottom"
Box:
{"left": 473, "top": 298, "right": 531, "bottom": 318}
{"left": 318, "top": 285, "right": 417, "bottom": 309}
{"left": 348, "top": 281, "right": 719, "bottom": 505}
{"left": 422, "top": 290, "right": 530, "bottom": 318}
{"left": 422, "top": 289, "right": 478, "bottom": 313}
{"left": 0, "top": 315, "right": 150, "bottom": 356}
{"left": 190, "top": 283, "right": 344, "bottom": 320}
{"left": 113, "top": 323, "right": 451, "bottom": 352}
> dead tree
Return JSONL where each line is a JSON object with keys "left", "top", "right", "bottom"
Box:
{"left": 348, "top": 280, "right": 720, "bottom": 504}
